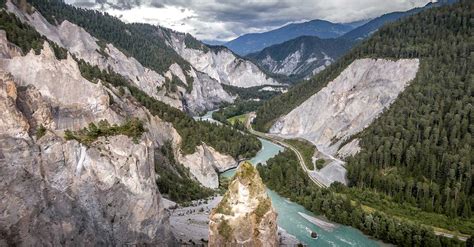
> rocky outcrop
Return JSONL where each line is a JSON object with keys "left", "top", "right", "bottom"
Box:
{"left": 0, "top": 73, "right": 176, "bottom": 245}
{"left": 246, "top": 36, "right": 354, "bottom": 80}
{"left": 6, "top": 1, "right": 233, "bottom": 115}
{"left": 177, "top": 143, "right": 237, "bottom": 189}
{"left": 209, "top": 162, "right": 278, "bottom": 246}
{"left": 271, "top": 58, "right": 419, "bottom": 156}
{"left": 169, "top": 33, "right": 279, "bottom": 88}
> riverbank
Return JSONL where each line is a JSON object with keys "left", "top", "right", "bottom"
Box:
{"left": 167, "top": 195, "right": 300, "bottom": 245}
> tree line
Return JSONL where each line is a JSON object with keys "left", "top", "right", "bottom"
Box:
{"left": 255, "top": 0, "right": 473, "bottom": 221}
{"left": 257, "top": 150, "right": 467, "bottom": 246}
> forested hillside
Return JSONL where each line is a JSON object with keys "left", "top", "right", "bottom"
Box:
{"left": 0, "top": 3, "right": 262, "bottom": 203}
{"left": 257, "top": 151, "right": 466, "bottom": 246}
{"left": 28, "top": 0, "right": 192, "bottom": 76}
{"left": 345, "top": 2, "right": 473, "bottom": 219}
{"left": 255, "top": 0, "right": 473, "bottom": 236}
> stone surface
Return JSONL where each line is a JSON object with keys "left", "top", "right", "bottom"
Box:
{"left": 208, "top": 162, "right": 278, "bottom": 246}
{"left": 177, "top": 143, "right": 237, "bottom": 189}
{"left": 169, "top": 33, "right": 279, "bottom": 88}
{"left": 7, "top": 2, "right": 233, "bottom": 115}
{"left": 271, "top": 58, "right": 419, "bottom": 185}
{"left": 0, "top": 74, "right": 176, "bottom": 245}
{"left": 271, "top": 58, "right": 419, "bottom": 156}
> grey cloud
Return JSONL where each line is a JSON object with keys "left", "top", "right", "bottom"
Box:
{"left": 65, "top": 0, "right": 433, "bottom": 41}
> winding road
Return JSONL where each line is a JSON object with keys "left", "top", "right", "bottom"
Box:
{"left": 245, "top": 113, "right": 328, "bottom": 188}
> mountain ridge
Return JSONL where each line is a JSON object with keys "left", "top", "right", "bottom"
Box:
{"left": 224, "top": 19, "right": 353, "bottom": 56}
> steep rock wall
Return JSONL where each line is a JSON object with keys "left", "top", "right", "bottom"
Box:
{"left": 169, "top": 33, "right": 279, "bottom": 88}
{"left": 271, "top": 58, "right": 419, "bottom": 156}
{"left": 7, "top": 2, "right": 233, "bottom": 115}
{"left": 0, "top": 73, "right": 176, "bottom": 245}
{"left": 208, "top": 162, "right": 278, "bottom": 246}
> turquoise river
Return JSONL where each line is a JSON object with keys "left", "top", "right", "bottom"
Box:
{"left": 198, "top": 111, "right": 383, "bottom": 246}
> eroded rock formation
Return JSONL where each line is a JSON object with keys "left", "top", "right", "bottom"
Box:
{"left": 271, "top": 58, "right": 420, "bottom": 156}
{"left": 208, "top": 162, "right": 278, "bottom": 246}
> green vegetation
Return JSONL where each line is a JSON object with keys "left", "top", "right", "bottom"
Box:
{"left": 339, "top": 187, "right": 474, "bottom": 236}
{"left": 64, "top": 119, "right": 145, "bottom": 146}
{"left": 161, "top": 74, "right": 191, "bottom": 93}
{"left": 257, "top": 150, "right": 466, "bottom": 246}
{"left": 36, "top": 124, "right": 46, "bottom": 140}
{"left": 29, "top": 0, "right": 192, "bottom": 75}
{"left": 286, "top": 139, "right": 316, "bottom": 170}
{"left": 315, "top": 159, "right": 326, "bottom": 170}
{"left": 217, "top": 219, "right": 233, "bottom": 240}
{"left": 75, "top": 60, "right": 261, "bottom": 159}
{"left": 215, "top": 196, "right": 232, "bottom": 215}
{"left": 0, "top": 9, "right": 43, "bottom": 55}
{"left": 222, "top": 84, "right": 283, "bottom": 101}
{"left": 0, "top": 9, "right": 68, "bottom": 60}
{"left": 184, "top": 33, "right": 209, "bottom": 52}
{"left": 345, "top": 2, "right": 473, "bottom": 220}
{"left": 212, "top": 101, "right": 261, "bottom": 123}
{"left": 256, "top": 0, "right": 473, "bottom": 224}
{"left": 227, "top": 114, "right": 247, "bottom": 125}
{"left": 155, "top": 141, "right": 215, "bottom": 203}
{"left": 255, "top": 198, "right": 271, "bottom": 223}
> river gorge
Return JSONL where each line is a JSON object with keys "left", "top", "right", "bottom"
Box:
{"left": 199, "top": 111, "right": 383, "bottom": 246}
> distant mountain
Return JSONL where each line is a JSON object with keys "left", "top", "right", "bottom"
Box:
{"left": 343, "top": 19, "right": 372, "bottom": 29}
{"left": 247, "top": 2, "right": 455, "bottom": 82}
{"left": 341, "top": 1, "right": 457, "bottom": 40}
{"left": 247, "top": 36, "right": 353, "bottom": 81}
{"left": 224, "top": 20, "right": 353, "bottom": 56}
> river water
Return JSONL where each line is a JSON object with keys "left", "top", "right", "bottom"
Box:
{"left": 197, "top": 111, "right": 380, "bottom": 246}
{"left": 220, "top": 134, "right": 380, "bottom": 246}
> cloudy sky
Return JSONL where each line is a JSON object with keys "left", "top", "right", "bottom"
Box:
{"left": 66, "top": 0, "right": 433, "bottom": 42}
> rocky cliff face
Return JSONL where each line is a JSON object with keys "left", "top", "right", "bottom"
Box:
{"left": 271, "top": 58, "right": 419, "bottom": 156}
{"left": 7, "top": 1, "right": 233, "bottom": 115}
{"left": 169, "top": 33, "right": 280, "bottom": 88}
{"left": 247, "top": 36, "right": 354, "bottom": 80}
{"left": 0, "top": 19, "right": 232, "bottom": 244}
{"left": 208, "top": 162, "right": 278, "bottom": 246}
{"left": 177, "top": 143, "right": 237, "bottom": 189}
{"left": 0, "top": 70, "right": 176, "bottom": 245}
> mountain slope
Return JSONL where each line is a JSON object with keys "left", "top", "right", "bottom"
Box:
{"left": 341, "top": 4, "right": 430, "bottom": 41}
{"left": 256, "top": 0, "right": 473, "bottom": 222}
{"left": 245, "top": 3, "right": 447, "bottom": 82}
{"left": 247, "top": 36, "right": 354, "bottom": 81}
{"left": 27, "top": 0, "right": 280, "bottom": 114}
{"left": 169, "top": 33, "right": 279, "bottom": 88}
{"left": 224, "top": 19, "right": 353, "bottom": 56}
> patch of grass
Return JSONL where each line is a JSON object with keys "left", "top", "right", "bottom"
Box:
{"left": 286, "top": 139, "right": 316, "bottom": 170}
{"left": 36, "top": 124, "right": 46, "bottom": 140}
{"left": 64, "top": 118, "right": 145, "bottom": 146}
{"left": 227, "top": 114, "right": 247, "bottom": 125}
{"left": 315, "top": 159, "right": 326, "bottom": 170}
{"left": 218, "top": 218, "right": 233, "bottom": 240}
{"left": 255, "top": 198, "right": 271, "bottom": 223}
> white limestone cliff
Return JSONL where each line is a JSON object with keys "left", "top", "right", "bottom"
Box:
{"left": 271, "top": 58, "right": 419, "bottom": 156}
{"left": 6, "top": 2, "right": 233, "bottom": 115}
{"left": 169, "top": 33, "right": 279, "bottom": 88}
{"left": 270, "top": 58, "right": 419, "bottom": 185}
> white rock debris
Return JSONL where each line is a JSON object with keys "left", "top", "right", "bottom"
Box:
{"left": 271, "top": 58, "right": 419, "bottom": 184}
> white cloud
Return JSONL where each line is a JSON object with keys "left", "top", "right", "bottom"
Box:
{"left": 66, "top": 0, "right": 433, "bottom": 42}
